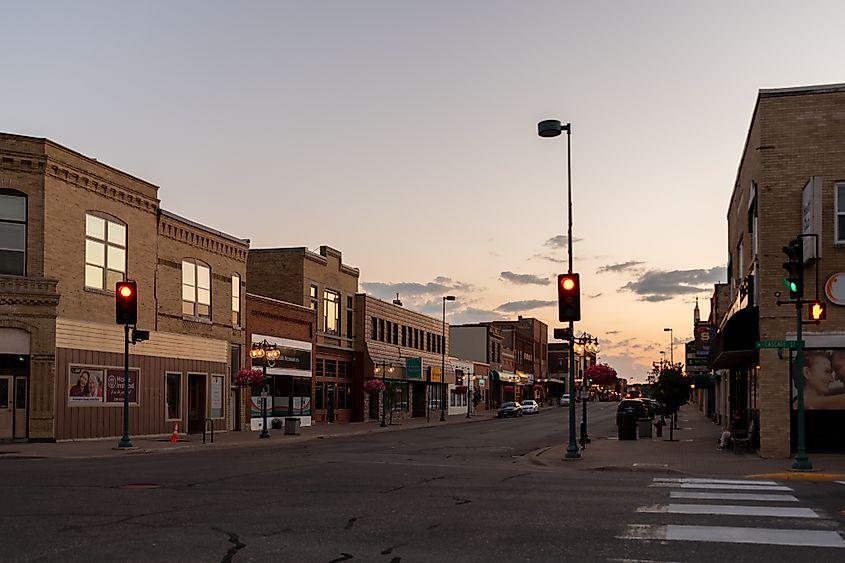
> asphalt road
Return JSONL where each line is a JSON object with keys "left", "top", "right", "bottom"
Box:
{"left": 2, "top": 403, "right": 843, "bottom": 562}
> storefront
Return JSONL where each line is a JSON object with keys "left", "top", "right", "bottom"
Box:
{"left": 250, "top": 334, "right": 313, "bottom": 430}
{"left": 489, "top": 369, "right": 521, "bottom": 407}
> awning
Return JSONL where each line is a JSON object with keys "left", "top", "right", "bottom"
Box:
{"left": 543, "top": 378, "right": 566, "bottom": 385}
{"left": 708, "top": 306, "right": 759, "bottom": 370}
{"left": 489, "top": 370, "right": 521, "bottom": 383}
{"left": 365, "top": 344, "right": 456, "bottom": 382}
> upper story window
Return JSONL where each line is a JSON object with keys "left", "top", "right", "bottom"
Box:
{"left": 182, "top": 259, "right": 211, "bottom": 318}
{"left": 323, "top": 289, "right": 340, "bottom": 334}
{"left": 0, "top": 190, "right": 26, "bottom": 276}
{"left": 231, "top": 273, "right": 241, "bottom": 326}
{"left": 310, "top": 285, "right": 318, "bottom": 310}
{"left": 836, "top": 183, "right": 845, "bottom": 243}
{"left": 346, "top": 295, "right": 354, "bottom": 338}
{"left": 85, "top": 214, "right": 126, "bottom": 290}
{"left": 371, "top": 317, "right": 377, "bottom": 340}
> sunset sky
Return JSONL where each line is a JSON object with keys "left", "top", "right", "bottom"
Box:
{"left": 3, "top": 1, "right": 843, "bottom": 382}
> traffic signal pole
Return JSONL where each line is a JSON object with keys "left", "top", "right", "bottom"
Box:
{"left": 792, "top": 300, "right": 811, "bottom": 470}
{"left": 117, "top": 323, "right": 133, "bottom": 448}
{"left": 563, "top": 124, "right": 580, "bottom": 460}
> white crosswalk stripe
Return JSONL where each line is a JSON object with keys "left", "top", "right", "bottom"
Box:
{"left": 618, "top": 477, "right": 845, "bottom": 550}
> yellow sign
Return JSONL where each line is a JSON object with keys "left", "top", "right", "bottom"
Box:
{"left": 430, "top": 367, "right": 442, "bottom": 382}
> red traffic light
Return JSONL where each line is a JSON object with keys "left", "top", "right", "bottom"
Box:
{"left": 557, "top": 273, "right": 581, "bottom": 322}
{"left": 560, "top": 276, "right": 576, "bottom": 291}
{"left": 115, "top": 280, "right": 138, "bottom": 325}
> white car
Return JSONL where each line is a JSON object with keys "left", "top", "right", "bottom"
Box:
{"left": 559, "top": 394, "right": 571, "bottom": 406}
{"left": 521, "top": 399, "right": 540, "bottom": 414}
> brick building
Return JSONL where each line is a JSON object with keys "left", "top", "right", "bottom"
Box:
{"left": 247, "top": 246, "right": 359, "bottom": 423}
{"left": 242, "top": 294, "right": 315, "bottom": 432}
{"left": 709, "top": 83, "right": 845, "bottom": 457}
{"left": 0, "top": 133, "right": 247, "bottom": 442}
{"left": 357, "top": 294, "right": 456, "bottom": 422}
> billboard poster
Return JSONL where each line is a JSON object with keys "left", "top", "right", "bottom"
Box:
{"left": 794, "top": 349, "right": 845, "bottom": 410}
{"left": 104, "top": 368, "right": 139, "bottom": 405}
{"left": 68, "top": 366, "right": 105, "bottom": 404}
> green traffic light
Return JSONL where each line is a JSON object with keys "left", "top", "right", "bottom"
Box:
{"left": 784, "top": 279, "right": 798, "bottom": 292}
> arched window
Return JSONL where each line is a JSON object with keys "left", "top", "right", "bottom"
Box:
{"left": 182, "top": 259, "right": 211, "bottom": 318}
{"left": 231, "top": 273, "right": 241, "bottom": 326}
{"left": 85, "top": 213, "right": 126, "bottom": 290}
{"left": 0, "top": 189, "right": 27, "bottom": 276}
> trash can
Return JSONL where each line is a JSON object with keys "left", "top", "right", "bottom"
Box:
{"left": 284, "top": 417, "right": 301, "bottom": 435}
{"left": 618, "top": 411, "right": 638, "bottom": 440}
{"left": 638, "top": 418, "right": 653, "bottom": 438}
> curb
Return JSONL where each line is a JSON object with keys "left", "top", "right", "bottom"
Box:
{"left": 746, "top": 472, "right": 845, "bottom": 481}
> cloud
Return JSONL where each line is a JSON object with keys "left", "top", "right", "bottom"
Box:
{"left": 544, "top": 234, "right": 581, "bottom": 248}
{"left": 531, "top": 253, "right": 566, "bottom": 264}
{"left": 495, "top": 299, "right": 555, "bottom": 313}
{"left": 588, "top": 293, "right": 602, "bottom": 299}
{"left": 449, "top": 307, "right": 508, "bottom": 325}
{"left": 361, "top": 277, "right": 473, "bottom": 300}
{"left": 597, "top": 261, "right": 645, "bottom": 274}
{"left": 499, "top": 271, "right": 550, "bottom": 286}
{"left": 620, "top": 266, "right": 726, "bottom": 302}
{"left": 606, "top": 330, "right": 620, "bottom": 335}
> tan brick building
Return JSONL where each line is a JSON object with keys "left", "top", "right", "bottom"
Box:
{"left": 710, "top": 83, "right": 845, "bottom": 457}
{"left": 356, "top": 294, "right": 457, "bottom": 423}
{"left": 0, "top": 133, "right": 247, "bottom": 442}
{"left": 247, "top": 246, "right": 358, "bottom": 423}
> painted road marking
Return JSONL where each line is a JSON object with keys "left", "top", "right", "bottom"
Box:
{"left": 651, "top": 482, "right": 792, "bottom": 491}
{"left": 637, "top": 503, "right": 820, "bottom": 518}
{"left": 653, "top": 477, "right": 778, "bottom": 486}
{"left": 669, "top": 491, "right": 799, "bottom": 502}
{"left": 619, "top": 524, "right": 845, "bottom": 548}
{"left": 837, "top": 481, "right": 845, "bottom": 486}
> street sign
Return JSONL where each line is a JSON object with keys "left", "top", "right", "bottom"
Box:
{"left": 756, "top": 340, "right": 800, "bottom": 349}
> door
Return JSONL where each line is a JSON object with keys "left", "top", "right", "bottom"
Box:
{"left": 188, "top": 374, "right": 207, "bottom": 433}
{"left": 14, "top": 377, "right": 27, "bottom": 439}
{"left": 0, "top": 376, "right": 11, "bottom": 439}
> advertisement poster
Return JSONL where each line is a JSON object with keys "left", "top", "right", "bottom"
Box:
{"left": 794, "top": 349, "right": 845, "bottom": 410}
{"left": 104, "top": 368, "right": 139, "bottom": 404}
{"left": 68, "top": 366, "right": 105, "bottom": 404}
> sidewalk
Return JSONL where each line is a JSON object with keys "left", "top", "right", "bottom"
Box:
{"left": 531, "top": 404, "right": 845, "bottom": 480}
{"left": 0, "top": 410, "right": 499, "bottom": 460}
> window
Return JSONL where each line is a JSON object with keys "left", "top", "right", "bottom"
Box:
{"left": 165, "top": 372, "right": 181, "bottom": 420}
{"left": 315, "top": 382, "right": 324, "bottom": 409}
{"left": 837, "top": 183, "right": 845, "bottom": 242}
{"left": 315, "top": 359, "right": 324, "bottom": 378}
{"left": 182, "top": 259, "right": 211, "bottom": 317}
{"left": 371, "top": 317, "right": 377, "bottom": 340}
{"left": 85, "top": 214, "right": 126, "bottom": 290}
{"left": 389, "top": 383, "right": 409, "bottom": 412}
{"left": 324, "top": 289, "right": 340, "bottom": 334}
{"left": 231, "top": 274, "right": 241, "bottom": 326}
{"left": 393, "top": 323, "right": 398, "bottom": 344}
{"left": 310, "top": 285, "right": 318, "bottom": 310}
{"left": 346, "top": 296, "right": 353, "bottom": 338}
{"left": 324, "top": 359, "right": 337, "bottom": 378}
{"left": 211, "top": 375, "right": 224, "bottom": 418}
{"left": 379, "top": 319, "right": 385, "bottom": 342}
{"left": 0, "top": 189, "right": 26, "bottom": 276}
{"left": 402, "top": 326, "right": 407, "bottom": 347}
{"left": 386, "top": 321, "right": 392, "bottom": 343}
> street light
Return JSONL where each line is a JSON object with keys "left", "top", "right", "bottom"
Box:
{"left": 573, "top": 333, "right": 599, "bottom": 448}
{"left": 250, "top": 339, "right": 280, "bottom": 439}
{"left": 375, "top": 362, "right": 395, "bottom": 427}
{"left": 538, "top": 118, "right": 580, "bottom": 460}
{"left": 441, "top": 295, "right": 456, "bottom": 422}
{"left": 466, "top": 374, "right": 472, "bottom": 419}
{"left": 663, "top": 327, "right": 674, "bottom": 365}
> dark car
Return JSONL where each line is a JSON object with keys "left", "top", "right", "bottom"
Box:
{"left": 616, "top": 399, "right": 648, "bottom": 425}
{"left": 497, "top": 401, "right": 523, "bottom": 418}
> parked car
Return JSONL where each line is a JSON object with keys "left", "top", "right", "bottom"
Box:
{"left": 521, "top": 399, "right": 540, "bottom": 414}
{"left": 616, "top": 398, "right": 648, "bottom": 425}
{"left": 497, "top": 401, "right": 523, "bottom": 418}
{"left": 559, "top": 394, "right": 571, "bottom": 407}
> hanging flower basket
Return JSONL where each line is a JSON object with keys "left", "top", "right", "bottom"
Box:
{"left": 235, "top": 369, "right": 266, "bottom": 388}
{"left": 364, "top": 379, "right": 386, "bottom": 394}
{"left": 453, "top": 385, "right": 468, "bottom": 395}
{"left": 584, "top": 363, "right": 618, "bottom": 386}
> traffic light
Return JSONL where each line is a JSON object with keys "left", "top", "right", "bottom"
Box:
{"left": 553, "top": 327, "right": 573, "bottom": 341}
{"left": 557, "top": 273, "right": 581, "bottom": 322}
{"left": 115, "top": 280, "right": 137, "bottom": 325}
{"left": 782, "top": 239, "right": 803, "bottom": 299}
{"left": 809, "top": 300, "right": 827, "bottom": 322}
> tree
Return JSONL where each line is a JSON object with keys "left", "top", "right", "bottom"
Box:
{"left": 584, "top": 363, "right": 618, "bottom": 386}
{"left": 649, "top": 362, "right": 691, "bottom": 441}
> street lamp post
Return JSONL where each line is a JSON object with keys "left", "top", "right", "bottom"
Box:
{"left": 441, "top": 295, "right": 456, "bottom": 422}
{"left": 250, "top": 339, "right": 280, "bottom": 439}
{"left": 574, "top": 333, "right": 599, "bottom": 448}
{"left": 663, "top": 327, "right": 674, "bottom": 365}
{"left": 538, "top": 118, "right": 580, "bottom": 460}
{"left": 376, "top": 362, "right": 394, "bottom": 427}
{"left": 466, "top": 376, "right": 472, "bottom": 419}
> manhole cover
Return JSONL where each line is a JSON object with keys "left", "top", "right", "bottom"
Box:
{"left": 119, "top": 484, "right": 161, "bottom": 490}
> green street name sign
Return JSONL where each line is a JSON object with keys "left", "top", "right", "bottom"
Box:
{"left": 756, "top": 340, "right": 800, "bottom": 349}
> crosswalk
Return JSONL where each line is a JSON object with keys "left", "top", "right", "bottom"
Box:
{"left": 618, "top": 477, "right": 845, "bottom": 550}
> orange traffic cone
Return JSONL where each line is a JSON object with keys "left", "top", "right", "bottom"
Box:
{"left": 170, "top": 423, "right": 179, "bottom": 443}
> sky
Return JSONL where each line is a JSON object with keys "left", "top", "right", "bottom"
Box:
{"left": 3, "top": 1, "right": 844, "bottom": 383}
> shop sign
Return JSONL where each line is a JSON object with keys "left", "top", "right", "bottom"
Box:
{"left": 405, "top": 357, "right": 422, "bottom": 379}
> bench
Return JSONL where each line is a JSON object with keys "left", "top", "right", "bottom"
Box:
{"left": 732, "top": 419, "right": 755, "bottom": 452}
